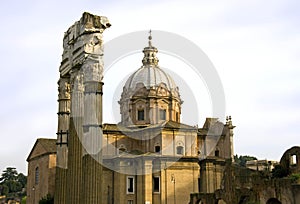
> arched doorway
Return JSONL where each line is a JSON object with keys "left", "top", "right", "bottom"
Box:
{"left": 266, "top": 198, "right": 282, "bottom": 204}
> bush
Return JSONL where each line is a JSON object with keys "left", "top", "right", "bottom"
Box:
{"left": 289, "top": 173, "right": 300, "bottom": 183}
{"left": 271, "top": 164, "right": 288, "bottom": 178}
{"left": 39, "top": 194, "right": 54, "bottom": 204}
{"left": 21, "top": 196, "right": 26, "bottom": 204}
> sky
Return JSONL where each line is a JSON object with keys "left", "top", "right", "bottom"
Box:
{"left": 0, "top": 0, "right": 299, "bottom": 174}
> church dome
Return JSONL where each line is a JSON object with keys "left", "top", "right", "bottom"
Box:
{"left": 119, "top": 31, "right": 182, "bottom": 126}
{"left": 123, "top": 32, "right": 177, "bottom": 92}
{"left": 124, "top": 65, "right": 177, "bottom": 91}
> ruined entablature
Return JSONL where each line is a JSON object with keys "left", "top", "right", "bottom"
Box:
{"left": 59, "top": 12, "right": 111, "bottom": 76}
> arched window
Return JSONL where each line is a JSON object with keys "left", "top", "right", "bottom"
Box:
{"left": 291, "top": 154, "right": 297, "bottom": 165}
{"left": 137, "top": 109, "right": 144, "bottom": 121}
{"left": 35, "top": 167, "right": 39, "bottom": 184}
{"left": 176, "top": 146, "right": 184, "bottom": 155}
{"left": 159, "top": 109, "right": 166, "bottom": 120}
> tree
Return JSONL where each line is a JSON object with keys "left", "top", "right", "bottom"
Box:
{"left": 234, "top": 155, "right": 257, "bottom": 167}
{"left": 0, "top": 184, "right": 9, "bottom": 195}
{"left": 17, "top": 173, "right": 27, "bottom": 189}
{"left": 0, "top": 167, "right": 18, "bottom": 183}
{"left": 271, "top": 164, "right": 288, "bottom": 178}
{"left": 0, "top": 167, "right": 26, "bottom": 197}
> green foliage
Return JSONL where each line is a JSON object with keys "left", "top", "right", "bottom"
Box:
{"left": 0, "top": 184, "right": 9, "bottom": 195}
{"left": 0, "top": 167, "right": 18, "bottom": 183}
{"left": 39, "top": 194, "right": 54, "bottom": 204}
{"left": 0, "top": 167, "right": 27, "bottom": 197}
{"left": 21, "top": 196, "right": 27, "bottom": 204}
{"left": 289, "top": 173, "right": 300, "bottom": 182}
{"left": 17, "top": 173, "right": 27, "bottom": 187}
{"left": 234, "top": 155, "right": 257, "bottom": 167}
{"left": 271, "top": 164, "right": 288, "bottom": 178}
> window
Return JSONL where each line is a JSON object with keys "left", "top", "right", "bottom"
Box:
{"left": 127, "top": 200, "right": 133, "bottom": 204}
{"left": 155, "top": 146, "right": 161, "bottom": 153}
{"left": 215, "top": 150, "right": 220, "bottom": 157}
{"left": 127, "top": 176, "right": 134, "bottom": 194}
{"left": 153, "top": 176, "right": 160, "bottom": 193}
{"left": 291, "top": 154, "right": 297, "bottom": 165}
{"left": 176, "top": 146, "right": 184, "bottom": 155}
{"left": 35, "top": 167, "right": 39, "bottom": 184}
{"left": 159, "top": 109, "right": 166, "bottom": 120}
{"left": 176, "top": 112, "right": 179, "bottom": 122}
{"left": 137, "top": 110, "right": 144, "bottom": 121}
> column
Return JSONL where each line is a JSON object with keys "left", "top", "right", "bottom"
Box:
{"left": 54, "top": 77, "right": 70, "bottom": 204}
{"left": 66, "top": 71, "right": 84, "bottom": 204}
{"left": 82, "top": 55, "right": 104, "bottom": 204}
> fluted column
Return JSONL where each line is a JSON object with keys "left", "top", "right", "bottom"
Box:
{"left": 81, "top": 54, "right": 104, "bottom": 204}
{"left": 54, "top": 77, "right": 70, "bottom": 204}
{"left": 66, "top": 72, "right": 84, "bottom": 204}
{"left": 54, "top": 12, "right": 110, "bottom": 204}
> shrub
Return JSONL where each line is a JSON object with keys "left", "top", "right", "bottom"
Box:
{"left": 39, "top": 194, "right": 54, "bottom": 204}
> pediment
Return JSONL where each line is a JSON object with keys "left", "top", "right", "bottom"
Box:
{"left": 27, "top": 139, "right": 56, "bottom": 161}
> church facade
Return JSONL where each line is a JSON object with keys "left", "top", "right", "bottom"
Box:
{"left": 27, "top": 12, "right": 235, "bottom": 204}
{"left": 26, "top": 12, "right": 300, "bottom": 204}
{"left": 53, "top": 12, "right": 234, "bottom": 204}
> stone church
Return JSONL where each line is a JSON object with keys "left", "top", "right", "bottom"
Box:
{"left": 27, "top": 12, "right": 300, "bottom": 204}
{"left": 26, "top": 12, "right": 235, "bottom": 204}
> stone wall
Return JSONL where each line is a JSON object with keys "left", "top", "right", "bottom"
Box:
{"left": 190, "top": 160, "right": 300, "bottom": 204}
{"left": 27, "top": 153, "right": 56, "bottom": 204}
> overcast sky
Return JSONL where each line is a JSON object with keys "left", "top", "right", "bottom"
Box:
{"left": 0, "top": 0, "right": 299, "bottom": 174}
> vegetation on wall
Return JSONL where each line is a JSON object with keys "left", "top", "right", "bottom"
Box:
{"left": 289, "top": 173, "right": 300, "bottom": 183}
{"left": 271, "top": 164, "right": 288, "bottom": 178}
{"left": 234, "top": 155, "right": 257, "bottom": 167}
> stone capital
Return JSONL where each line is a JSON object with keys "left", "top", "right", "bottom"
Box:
{"left": 58, "top": 78, "right": 71, "bottom": 99}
